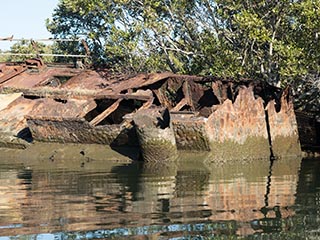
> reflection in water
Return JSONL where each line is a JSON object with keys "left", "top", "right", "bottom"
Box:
{"left": 0, "top": 154, "right": 319, "bottom": 239}
{"left": 294, "top": 158, "right": 320, "bottom": 238}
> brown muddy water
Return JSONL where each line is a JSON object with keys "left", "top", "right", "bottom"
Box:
{"left": 0, "top": 143, "right": 319, "bottom": 239}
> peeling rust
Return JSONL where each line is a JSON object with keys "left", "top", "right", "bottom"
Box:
{"left": 0, "top": 59, "right": 306, "bottom": 161}
{"left": 266, "top": 87, "right": 302, "bottom": 158}
{"left": 205, "top": 87, "right": 271, "bottom": 161}
{"left": 0, "top": 65, "right": 27, "bottom": 84}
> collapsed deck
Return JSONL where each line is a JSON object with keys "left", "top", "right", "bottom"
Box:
{"left": 0, "top": 59, "right": 303, "bottom": 161}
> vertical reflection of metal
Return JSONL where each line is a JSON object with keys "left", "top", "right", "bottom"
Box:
{"left": 251, "top": 157, "right": 283, "bottom": 233}
{"left": 263, "top": 157, "right": 275, "bottom": 209}
{"left": 17, "top": 168, "right": 33, "bottom": 191}
{"left": 265, "top": 110, "right": 275, "bottom": 160}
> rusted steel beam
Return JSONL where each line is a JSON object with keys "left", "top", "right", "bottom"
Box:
{"left": 0, "top": 66, "right": 27, "bottom": 84}
{"left": 90, "top": 98, "right": 122, "bottom": 126}
{"left": 95, "top": 93, "right": 151, "bottom": 101}
{"left": 182, "top": 80, "right": 194, "bottom": 110}
{"left": 138, "top": 97, "right": 154, "bottom": 110}
{"left": 110, "top": 72, "right": 174, "bottom": 93}
{"left": 25, "top": 58, "right": 45, "bottom": 68}
{"left": 122, "top": 97, "right": 155, "bottom": 123}
{"left": 153, "top": 88, "right": 169, "bottom": 107}
{"left": 212, "top": 81, "right": 225, "bottom": 104}
{"left": 0, "top": 87, "right": 96, "bottom": 99}
{"left": 171, "top": 98, "right": 188, "bottom": 111}
{"left": 0, "top": 87, "right": 153, "bottom": 101}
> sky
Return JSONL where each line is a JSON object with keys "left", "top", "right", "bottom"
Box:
{"left": 0, "top": 0, "right": 60, "bottom": 50}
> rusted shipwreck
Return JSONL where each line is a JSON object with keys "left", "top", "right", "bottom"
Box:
{"left": 0, "top": 59, "right": 302, "bottom": 161}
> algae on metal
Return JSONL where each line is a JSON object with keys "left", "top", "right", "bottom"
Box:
{"left": 28, "top": 118, "right": 133, "bottom": 145}
{"left": 133, "top": 108, "right": 178, "bottom": 162}
{"left": 136, "top": 135, "right": 178, "bottom": 162}
{"left": 271, "top": 135, "right": 302, "bottom": 159}
{"left": 266, "top": 87, "right": 302, "bottom": 158}
{"left": 0, "top": 136, "right": 28, "bottom": 149}
{"left": 0, "top": 142, "right": 138, "bottom": 168}
{"left": 207, "top": 136, "right": 271, "bottom": 162}
{"left": 0, "top": 60, "right": 304, "bottom": 162}
{"left": 172, "top": 119, "right": 211, "bottom": 151}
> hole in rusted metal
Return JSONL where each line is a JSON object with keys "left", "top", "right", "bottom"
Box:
{"left": 198, "top": 89, "right": 220, "bottom": 117}
{"left": 23, "top": 95, "right": 41, "bottom": 100}
{"left": 39, "top": 75, "right": 72, "bottom": 87}
{"left": 180, "top": 105, "right": 192, "bottom": 111}
{"left": 152, "top": 93, "right": 161, "bottom": 106}
{"left": 53, "top": 75, "right": 72, "bottom": 85}
{"left": 17, "top": 127, "right": 33, "bottom": 143}
{"left": 43, "top": 77, "right": 61, "bottom": 87}
{"left": 174, "top": 86, "right": 185, "bottom": 104}
{"left": 85, "top": 99, "right": 143, "bottom": 125}
{"left": 84, "top": 99, "right": 116, "bottom": 122}
{"left": 227, "top": 85, "right": 234, "bottom": 102}
{"left": 156, "top": 108, "right": 170, "bottom": 129}
{"left": 138, "top": 79, "right": 168, "bottom": 106}
{"left": 104, "top": 99, "right": 143, "bottom": 125}
{"left": 54, "top": 99, "right": 67, "bottom": 104}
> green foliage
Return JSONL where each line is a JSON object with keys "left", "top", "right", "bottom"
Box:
{"left": 0, "top": 40, "right": 54, "bottom": 63}
{"left": 48, "top": 0, "right": 319, "bottom": 76}
{"left": 0, "top": 51, "right": 7, "bottom": 62}
{"left": 292, "top": 73, "right": 320, "bottom": 112}
{"left": 47, "top": 0, "right": 320, "bottom": 111}
{"left": 47, "top": 0, "right": 208, "bottom": 73}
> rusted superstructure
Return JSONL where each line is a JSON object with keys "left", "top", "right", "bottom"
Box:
{"left": 0, "top": 59, "right": 302, "bottom": 161}
{"left": 295, "top": 111, "right": 320, "bottom": 156}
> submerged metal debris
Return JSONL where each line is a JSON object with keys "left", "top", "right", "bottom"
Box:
{"left": 0, "top": 58, "right": 303, "bottom": 161}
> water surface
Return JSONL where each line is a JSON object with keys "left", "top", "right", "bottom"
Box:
{"left": 0, "top": 148, "right": 319, "bottom": 239}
